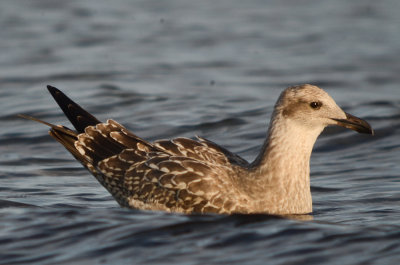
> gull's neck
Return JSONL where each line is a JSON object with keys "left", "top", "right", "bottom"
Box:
{"left": 247, "top": 112, "right": 323, "bottom": 214}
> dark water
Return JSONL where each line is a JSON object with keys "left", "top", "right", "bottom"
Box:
{"left": 1, "top": 0, "right": 400, "bottom": 264}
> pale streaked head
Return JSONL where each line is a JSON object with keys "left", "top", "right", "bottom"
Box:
{"left": 275, "top": 84, "right": 373, "bottom": 135}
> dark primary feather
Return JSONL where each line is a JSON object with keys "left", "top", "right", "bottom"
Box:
{"left": 34, "top": 86, "right": 249, "bottom": 213}
{"left": 47, "top": 85, "right": 101, "bottom": 133}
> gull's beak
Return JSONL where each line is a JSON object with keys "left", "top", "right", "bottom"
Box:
{"left": 332, "top": 112, "right": 374, "bottom": 135}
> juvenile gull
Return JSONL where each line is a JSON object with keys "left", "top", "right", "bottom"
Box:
{"left": 21, "top": 84, "right": 373, "bottom": 215}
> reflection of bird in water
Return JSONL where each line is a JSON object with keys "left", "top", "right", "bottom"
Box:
{"left": 20, "top": 84, "right": 373, "bottom": 215}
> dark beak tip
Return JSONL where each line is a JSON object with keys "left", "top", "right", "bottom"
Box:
{"left": 334, "top": 112, "right": 374, "bottom": 136}
{"left": 370, "top": 128, "right": 375, "bottom": 136}
{"left": 359, "top": 120, "right": 374, "bottom": 136}
{"left": 361, "top": 127, "right": 374, "bottom": 135}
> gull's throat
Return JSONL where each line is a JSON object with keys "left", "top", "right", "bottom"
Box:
{"left": 249, "top": 115, "right": 323, "bottom": 214}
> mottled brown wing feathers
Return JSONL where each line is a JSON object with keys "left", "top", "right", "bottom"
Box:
{"left": 71, "top": 122, "right": 245, "bottom": 212}
{"left": 74, "top": 122, "right": 230, "bottom": 212}
{"left": 25, "top": 86, "right": 250, "bottom": 213}
{"left": 196, "top": 136, "right": 249, "bottom": 167}
{"left": 154, "top": 137, "right": 244, "bottom": 166}
{"left": 76, "top": 123, "right": 123, "bottom": 163}
{"left": 124, "top": 158, "right": 219, "bottom": 213}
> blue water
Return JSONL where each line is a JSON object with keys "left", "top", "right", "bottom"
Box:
{"left": 1, "top": 0, "right": 400, "bottom": 264}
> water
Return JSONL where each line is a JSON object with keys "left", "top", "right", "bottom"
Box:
{"left": 1, "top": 0, "right": 400, "bottom": 264}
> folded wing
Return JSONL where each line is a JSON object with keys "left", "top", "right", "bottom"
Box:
{"left": 41, "top": 86, "right": 249, "bottom": 213}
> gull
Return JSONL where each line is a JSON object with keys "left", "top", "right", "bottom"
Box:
{"left": 20, "top": 84, "right": 373, "bottom": 215}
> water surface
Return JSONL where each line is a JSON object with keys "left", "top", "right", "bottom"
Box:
{"left": 1, "top": 0, "right": 400, "bottom": 264}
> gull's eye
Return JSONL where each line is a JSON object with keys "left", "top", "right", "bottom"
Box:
{"left": 310, "top": 101, "right": 322, "bottom": 109}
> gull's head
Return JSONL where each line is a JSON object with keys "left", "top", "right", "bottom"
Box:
{"left": 274, "top": 84, "right": 373, "bottom": 135}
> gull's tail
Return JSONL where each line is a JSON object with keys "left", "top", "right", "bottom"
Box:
{"left": 18, "top": 86, "right": 145, "bottom": 207}
{"left": 18, "top": 85, "right": 103, "bottom": 162}
{"left": 17, "top": 113, "right": 83, "bottom": 163}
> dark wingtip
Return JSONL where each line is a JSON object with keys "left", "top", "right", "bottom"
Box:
{"left": 46, "top": 85, "right": 101, "bottom": 133}
{"left": 47, "top": 85, "right": 65, "bottom": 102}
{"left": 47, "top": 85, "right": 59, "bottom": 94}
